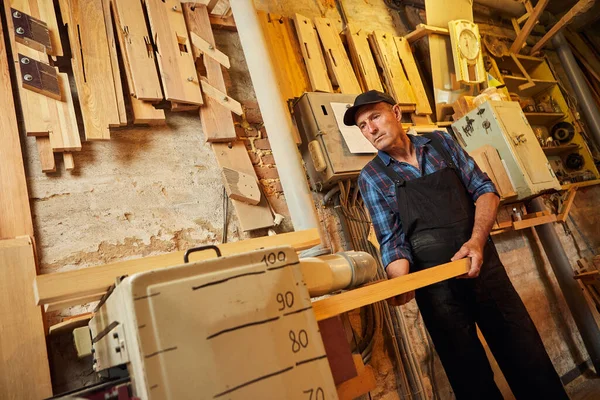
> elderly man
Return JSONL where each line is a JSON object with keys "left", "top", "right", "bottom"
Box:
{"left": 345, "top": 90, "right": 567, "bottom": 399}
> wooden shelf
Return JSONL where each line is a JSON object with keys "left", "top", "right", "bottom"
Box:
{"left": 542, "top": 143, "right": 580, "bottom": 157}
{"left": 502, "top": 76, "right": 557, "bottom": 98}
{"left": 561, "top": 179, "right": 600, "bottom": 191}
{"left": 524, "top": 112, "right": 564, "bottom": 126}
{"left": 497, "top": 54, "right": 544, "bottom": 75}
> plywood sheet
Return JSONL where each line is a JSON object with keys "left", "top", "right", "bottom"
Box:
{"left": 345, "top": 23, "right": 382, "bottom": 92}
{"left": 314, "top": 18, "right": 360, "bottom": 94}
{"left": 183, "top": 3, "right": 236, "bottom": 142}
{"left": 394, "top": 36, "right": 432, "bottom": 114}
{"left": 0, "top": 237, "right": 52, "bottom": 399}
{"left": 369, "top": 31, "right": 415, "bottom": 105}
{"left": 145, "top": 0, "right": 203, "bottom": 105}
{"left": 293, "top": 13, "right": 332, "bottom": 93}
{"left": 59, "top": 0, "right": 120, "bottom": 140}
{"left": 110, "top": 0, "right": 162, "bottom": 101}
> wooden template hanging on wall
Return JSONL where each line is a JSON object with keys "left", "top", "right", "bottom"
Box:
{"left": 293, "top": 13, "right": 333, "bottom": 93}
{"left": 394, "top": 36, "right": 432, "bottom": 115}
{"left": 345, "top": 23, "right": 383, "bottom": 92}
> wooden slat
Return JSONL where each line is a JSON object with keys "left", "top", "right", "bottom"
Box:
{"left": 200, "top": 80, "right": 242, "bottom": 115}
{"left": 63, "top": 152, "right": 75, "bottom": 170}
{"left": 101, "top": 0, "right": 127, "bottom": 126}
{"left": 557, "top": 188, "right": 578, "bottom": 222}
{"left": 110, "top": 0, "right": 161, "bottom": 101}
{"left": 222, "top": 167, "right": 260, "bottom": 205}
{"left": 183, "top": 3, "right": 236, "bottom": 142}
{"left": 368, "top": 31, "right": 415, "bottom": 105}
{"left": 212, "top": 142, "right": 275, "bottom": 231}
{"left": 35, "top": 0, "right": 63, "bottom": 56}
{"left": 131, "top": 97, "right": 166, "bottom": 125}
{"left": 314, "top": 17, "right": 361, "bottom": 94}
{"left": 345, "top": 23, "right": 382, "bottom": 92}
{"left": 293, "top": 13, "right": 332, "bottom": 93}
{"left": 509, "top": 0, "right": 549, "bottom": 53}
{"left": 394, "top": 36, "right": 432, "bottom": 114}
{"left": 5, "top": 1, "right": 80, "bottom": 153}
{"left": 512, "top": 214, "right": 557, "bottom": 230}
{"left": 145, "top": 0, "right": 203, "bottom": 105}
{"left": 0, "top": 237, "right": 52, "bottom": 399}
{"left": 469, "top": 145, "right": 517, "bottom": 199}
{"left": 36, "top": 136, "right": 56, "bottom": 172}
{"left": 313, "top": 259, "right": 470, "bottom": 321}
{"left": 190, "top": 31, "right": 230, "bottom": 68}
{"left": 404, "top": 23, "right": 449, "bottom": 44}
{"left": 59, "top": 0, "right": 120, "bottom": 140}
{"left": 0, "top": 11, "right": 34, "bottom": 239}
{"left": 34, "top": 229, "right": 320, "bottom": 306}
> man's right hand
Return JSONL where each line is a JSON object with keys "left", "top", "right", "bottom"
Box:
{"left": 386, "top": 259, "right": 415, "bottom": 306}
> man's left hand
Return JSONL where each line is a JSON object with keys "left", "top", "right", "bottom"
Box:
{"left": 451, "top": 238, "right": 485, "bottom": 278}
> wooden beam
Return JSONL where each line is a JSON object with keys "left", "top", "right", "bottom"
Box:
{"left": 557, "top": 188, "right": 578, "bottom": 222}
{"left": 34, "top": 229, "right": 320, "bottom": 307}
{"left": 312, "top": 259, "right": 470, "bottom": 321}
{"left": 509, "top": 0, "right": 549, "bottom": 54}
{"left": 0, "top": 237, "right": 52, "bottom": 398}
{"left": 530, "top": 0, "right": 595, "bottom": 55}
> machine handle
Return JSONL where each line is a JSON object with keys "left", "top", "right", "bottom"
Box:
{"left": 183, "top": 245, "right": 222, "bottom": 263}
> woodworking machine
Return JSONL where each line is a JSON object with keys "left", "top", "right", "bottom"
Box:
{"left": 57, "top": 245, "right": 377, "bottom": 400}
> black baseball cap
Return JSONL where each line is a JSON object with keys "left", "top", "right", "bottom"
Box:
{"left": 343, "top": 90, "right": 397, "bottom": 126}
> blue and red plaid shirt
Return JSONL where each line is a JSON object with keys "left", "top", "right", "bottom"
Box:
{"left": 358, "top": 131, "right": 498, "bottom": 269}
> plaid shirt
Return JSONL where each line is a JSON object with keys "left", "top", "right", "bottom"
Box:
{"left": 358, "top": 131, "right": 498, "bottom": 269}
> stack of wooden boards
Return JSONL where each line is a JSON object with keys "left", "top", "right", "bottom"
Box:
{"left": 258, "top": 12, "right": 435, "bottom": 127}
{"left": 2, "top": 0, "right": 242, "bottom": 173}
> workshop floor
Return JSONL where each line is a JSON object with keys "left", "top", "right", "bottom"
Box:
{"left": 566, "top": 371, "right": 600, "bottom": 400}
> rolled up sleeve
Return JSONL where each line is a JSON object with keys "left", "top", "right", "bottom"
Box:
{"left": 358, "top": 170, "right": 413, "bottom": 269}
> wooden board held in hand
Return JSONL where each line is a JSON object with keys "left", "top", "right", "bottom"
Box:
{"left": 222, "top": 167, "right": 260, "bottom": 205}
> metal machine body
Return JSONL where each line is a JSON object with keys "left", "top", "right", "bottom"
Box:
{"left": 293, "top": 92, "right": 375, "bottom": 191}
{"left": 452, "top": 100, "right": 561, "bottom": 199}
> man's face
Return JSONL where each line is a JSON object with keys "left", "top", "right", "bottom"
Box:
{"left": 355, "top": 102, "right": 404, "bottom": 152}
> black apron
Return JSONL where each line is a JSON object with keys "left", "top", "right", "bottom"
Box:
{"left": 372, "top": 133, "right": 568, "bottom": 400}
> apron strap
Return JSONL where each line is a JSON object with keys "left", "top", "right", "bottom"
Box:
{"left": 423, "top": 132, "right": 457, "bottom": 169}
{"left": 373, "top": 155, "right": 405, "bottom": 187}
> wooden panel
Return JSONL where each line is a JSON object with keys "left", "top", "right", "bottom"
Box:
{"left": 469, "top": 145, "right": 517, "bottom": 199}
{"left": 5, "top": 1, "right": 80, "bottom": 152}
{"left": 34, "top": 229, "right": 320, "bottom": 306}
{"left": 394, "top": 36, "right": 432, "bottom": 114}
{"left": 110, "top": 0, "right": 161, "bottom": 101}
{"left": 101, "top": 0, "right": 127, "bottom": 126}
{"left": 312, "top": 259, "right": 470, "bottom": 321}
{"left": 37, "top": 136, "right": 56, "bottom": 172}
{"left": 293, "top": 13, "right": 332, "bottom": 93}
{"left": 60, "top": 0, "right": 120, "bottom": 140}
{"left": 212, "top": 142, "right": 274, "bottom": 231}
{"left": 222, "top": 167, "right": 260, "bottom": 205}
{"left": 0, "top": 237, "right": 52, "bottom": 399}
{"left": 314, "top": 18, "right": 360, "bottom": 94}
{"left": 0, "top": 11, "right": 34, "bottom": 239}
{"left": 368, "top": 31, "right": 415, "bottom": 105}
{"left": 345, "top": 23, "right": 382, "bottom": 92}
{"left": 182, "top": 3, "right": 236, "bottom": 142}
{"left": 145, "top": 0, "right": 203, "bottom": 105}
{"left": 50, "top": 72, "right": 82, "bottom": 151}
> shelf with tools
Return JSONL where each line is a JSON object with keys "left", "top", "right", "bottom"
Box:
{"left": 489, "top": 53, "right": 599, "bottom": 184}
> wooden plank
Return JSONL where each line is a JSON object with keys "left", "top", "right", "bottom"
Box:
{"left": 222, "top": 167, "right": 260, "bottom": 205}
{"left": 145, "top": 0, "right": 203, "bottom": 105}
{"left": 530, "top": 0, "right": 594, "bottom": 55}
{"left": 170, "top": 102, "right": 200, "bottom": 112}
{"left": 557, "top": 187, "right": 578, "bottom": 222}
{"left": 314, "top": 17, "right": 361, "bottom": 94}
{"left": 212, "top": 142, "right": 275, "bottom": 231}
{"left": 110, "top": 0, "right": 162, "bottom": 101}
{"left": 29, "top": 0, "right": 63, "bottom": 56}
{"left": 345, "top": 23, "right": 382, "bottom": 92}
{"left": 209, "top": 14, "right": 236, "bottom": 31}
{"left": 0, "top": 237, "right": 52, "bottom": 399}
{"left": 183, "top": 3, "right": 236, "bottom": 142}
{"left": 509, "top": 0, "right": 549, "bottom": 53}
{"left": 131, "top": 97, "right": 166, "bottom": 125}
{"left": 200, "top": 80, "right": 242, "bottom": 115}
{"left": 5, "top": 1, "right": 79, "bottom": 150}
{"left": 44, "top": 292, "right": 106, "bottom": 312}
{"left": 293, "top": 13, "right": 332, "bottom": 93}
{"left": 59, "top": 0, "right": 120, "bottom": 140}
{"left": 0, "top": 11, "right": 34, "bottom": 239}
{"left": 313, "top": 259, "right": 470, "bottom": 321}
{"left": 512, "top": 214, "right": 557, "bottom": 230}
{"left": 48, "top": 313, "right": 92, "bottom": 335}
{"left": 404, "top": 23, "right": 449, "bottom": 44}
{"left": 102, "top": 0, "right": 127, "bottom": 126}
{"left": 63, "top": 152, "right": 75, "bottom": 170}
{"left": 51, "top": 72, "right": 82, "bottom": 151}
{"left": 369, "top": 31, "right": 416, "bottom": 105}
{"left": 394, "top": 36, "right": 432, "bottom": 114}
{"left": 37, "top": 136, "right": 56, "bottom": 172}
{"left": 190, "top": 31, "right": 230, "bottom": 68}
{"left": 34, "top": 229, "right": 320, "bottom": 306}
